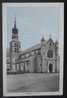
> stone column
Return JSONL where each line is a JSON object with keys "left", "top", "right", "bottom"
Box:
{"left": 19, "top": 63, "right": 21, "bottom": 72}
{"left": 53, "top": 61, "right": 55, "bottom": 73}
{"left": 15, "top": 63, "right": 17, "bottom": 72}
{"left": 37, "top": 55, "right": 41, "bottom": 72}
{"left": 20, "top": 63, "right": 22, "bottom": 72}
{"left": 25, "top": 62, "right": 28, "bottom": 72}
{"left": 42, "top": 56, "right": 47, "bottom": 72}
{"left": 57, "top": 56, "right": 60, "bottom": 72}
{"left": 48, "top": 62, "right": 49, "bottom": 73}
{"left": 29, "top": 57, "right": 34, "bottom": 73}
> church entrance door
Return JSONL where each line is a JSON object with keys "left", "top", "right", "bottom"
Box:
{"left": 49, "top": 63, "right": 53, "bottom": 73}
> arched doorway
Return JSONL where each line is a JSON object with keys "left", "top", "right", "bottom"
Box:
{"left": 49, "top": 63, "right": 53, "bottom": 73}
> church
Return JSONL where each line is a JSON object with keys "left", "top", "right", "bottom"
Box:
{"left": 7, "top": 19, "right": 60, "bottom": 73}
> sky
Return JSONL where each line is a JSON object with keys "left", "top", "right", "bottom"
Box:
{"left": 6, "top": 3, "right": 64, "bottom": 50}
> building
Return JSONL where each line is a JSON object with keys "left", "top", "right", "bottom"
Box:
{"left": 7, "top": 19, "right": 60, "bottom": 73}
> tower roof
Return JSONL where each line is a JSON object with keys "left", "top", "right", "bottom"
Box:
{"left": 48, "top": 37, "right": 53, "bottom": 43}
{"left": 41, "top": 37, "right": 45, "bottom": 41}
{"left": 47, "top": 33, "right": 54, "bottom": 43}
{"left": 41, "top": 32, "right": 45, "bottom": 42}
{"left": 12, "top": 17, "right": 18, "bottom": 34}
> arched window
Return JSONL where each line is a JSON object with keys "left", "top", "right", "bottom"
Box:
{"left": 47, "top": 50, "right": 53, "bottom": 58}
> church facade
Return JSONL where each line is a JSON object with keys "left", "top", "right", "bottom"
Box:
{"left": 7, "top": 19, "right": 60, "bottom": 73}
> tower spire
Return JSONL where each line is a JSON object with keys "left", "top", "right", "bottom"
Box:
{"left": 12, "top": 17, "right": 18, "bottom": 39}
{"left": 14, "top": 17, "right": 16, "bottom": 28}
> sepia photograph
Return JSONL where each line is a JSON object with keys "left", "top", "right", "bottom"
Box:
{"left": 2, "top": 3, "right": 64, "bottom": 96}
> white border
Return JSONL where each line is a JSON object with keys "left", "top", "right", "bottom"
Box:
{"left": 2, "top": 3, "right": 64, "bottom": 96}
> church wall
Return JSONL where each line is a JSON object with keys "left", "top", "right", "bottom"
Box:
{"left": 29, "top": 56, "right": 35, "bottom": 72}
{"left": 11, "top": 64, "right": 16, "bottom": 72}
{"left": 9, "top": 40, "right": 60, "bottom": 73}
{"left": 56, "top": 56, "right": 60, "bottom": 72}
{"left": 20, "top": 63, "right": 24, "bottom": 72}
{"left": 41, "top": 42, "right": 47, "bottom": 72}
{"left": 42, "top": 57, "right": 47, "bottom": 72}
{"left": 36, "top": 55, "right": 41, "bottom": 72}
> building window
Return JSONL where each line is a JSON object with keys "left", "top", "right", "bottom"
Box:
{"left": 11, "top": 42, "right": 17, "bottom": 47}
{"left": 15, "top": 48, "right": 17, "bottom": 52}
{"left": 38, "top": 50, "right": 41, "bottom": 55}
{"left": 27, "top": 61, "right": 30, "bottom": 66}
{"left": 14, "top": 43, "right": 17, "bottom": 46}
{"left": 50, "top": 42, "right": 51, "bottom": 46}
{"left": 47, "top": 50, "right": 53, "bottom": 58}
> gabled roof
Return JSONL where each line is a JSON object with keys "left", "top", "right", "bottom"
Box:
{"left": 19, "top": 43, "right": 41, "bottom": 55}
{"left": 47, "top": 38, "right": 54, "bottom": 44}
{"left": 41, "top": 37, "right": 45, "bottom": 42}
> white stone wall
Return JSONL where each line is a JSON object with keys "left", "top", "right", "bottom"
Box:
{"left": 57, "top": 56, "right": 60, "bottom": 72}
{"left": 8, "top": 37, "right": 60, "bottom": 73}
{"left": 36, "top": 55, "right": 41, "bottom": 72}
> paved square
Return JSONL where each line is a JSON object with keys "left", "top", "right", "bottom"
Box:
{"left": 7, "top": 73, "right": 59, "bottom": 92}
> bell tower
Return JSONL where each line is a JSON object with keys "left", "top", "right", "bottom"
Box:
{"left": 10, "top": 18, "right": 21, "bottom": 71}
{"left": 11, "top": 17, "right": 21, "bottom": 53}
